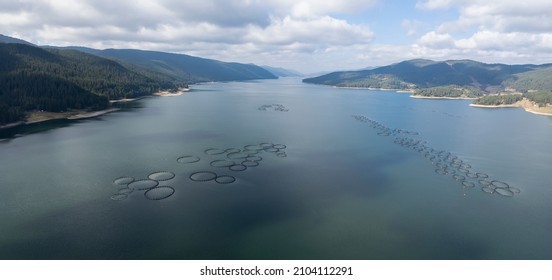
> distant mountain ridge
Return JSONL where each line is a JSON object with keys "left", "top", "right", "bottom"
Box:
{"left": 0, "top": 34, "right": 277, "bottom": 124}
{"left": 303, "top": 59, "right": 552, "bottom": 95}
{"left": 68, "top": 48, "right": 276, "bottom": 83}
{"left": 0, "top": 34, "right": 35, "bottom": 46}
{"left": 261, "top": 65, "right": 302, "bottom": 77}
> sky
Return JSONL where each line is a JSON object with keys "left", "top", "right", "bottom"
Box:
{"left": 2, "top": 0, "right": 552, "bottom": 73}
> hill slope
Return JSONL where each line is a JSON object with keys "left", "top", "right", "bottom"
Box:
{"left": 70, "top": 48, "right": 277, "bottom": 83}
{"left": 0, "top": 43, "right": 185, "bottom": 124}
{"left": 0, "top": 34, "right": 35, "bottom": 46}
{"left": 303, "top": 59, "right": 551, "bottom": 95}
{"left": 262, "top": 65, "right": 303, "bottom": 77}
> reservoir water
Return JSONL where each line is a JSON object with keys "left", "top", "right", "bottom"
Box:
{"left": 1, "top": 78, "right": 551, "bottom": 259}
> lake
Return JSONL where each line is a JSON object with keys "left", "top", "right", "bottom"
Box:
{"left": 1, "top": 78, "right": 551, "bottom": 259}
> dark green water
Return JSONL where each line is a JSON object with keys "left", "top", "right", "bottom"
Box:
{"left": 1, "top": 78, "right": 551, "bottom": 259}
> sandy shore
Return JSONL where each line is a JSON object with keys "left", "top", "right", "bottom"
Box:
{"left": 153, "top": 88, "right": 190, "bottom": 97}
{"left": 109, "top": 96, "right": 150, "bottom": 103}
{"left": 23, "top": 108, "right": 120, "bottom": 125}
{"left": 470, "top": 99, "right": 552, "bottom": 116}
{"left": 0, "top": 121, "right": 25, "bottom": 130}
{"left": 67, "top": 108, "right": 120, "bottom": 120}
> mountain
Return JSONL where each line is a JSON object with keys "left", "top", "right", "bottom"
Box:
{"left": 262, "top": 65, "right": 302, "bottom": 77}
{"left": 0, "top": 43, "right": 186, "bottom": 124}
{"left": 0, "top": 35, "right": 278, "bottom": 125}
{"left": 68, "top": 48, "right": 277, "bottom": 83}
{"left": 0, "top": 34, "right": 35, "bottom": 46}
{"left": 503, "top": 66, "right": 552, "bottom": 92}
{"left": 303, "top": 59, "right": 552, "bottom": 96}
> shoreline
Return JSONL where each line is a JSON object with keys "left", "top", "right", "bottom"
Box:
{"left": 153, "top": 87, "right": 190, "bottom": 97}
{"left": 410, "top": 95, "right": 475, "bottom": 100}
{"left": 66, "top": 108, "right": 120, "bottom": 120}
{"left": 109, "top": 96, "right": 150, "bottom": 103}
{"left": 1, "top": 87, "right": 191, "bottom": 130}
{"left": 2, "top": 108, "right": 121, "bottom": 129}
{"left": 470, "top": 99, "right": 552, "bottom": 116}
{"left": 335, "top": 86, "right": 415, "bottom": 93}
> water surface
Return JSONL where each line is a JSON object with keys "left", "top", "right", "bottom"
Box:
{"left": 1, "top": 78, "right": 551, "bottom": 259}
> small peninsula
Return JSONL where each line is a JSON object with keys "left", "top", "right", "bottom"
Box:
{"left": 304, "top": 59, "right": 552, "bottom": 117}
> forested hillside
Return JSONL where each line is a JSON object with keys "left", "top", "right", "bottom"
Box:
{"left": 0, "top": 43, "right": 183, "bottom": 124}
{"left": 0, "top": 34, "right": 278, "bottom": 125}
{"left": 71, "top": 48, "right": 277, "bottom": 83}
{"left": 303, "top": 59, "right": 552, "bottom": 96}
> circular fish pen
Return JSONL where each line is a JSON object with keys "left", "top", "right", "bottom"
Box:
{"left": 177, "top": 155, "right": 200, "bottom": 164}
{"left": 215, "top": 175, "right": 236, "bottom": 184}
{"left": 227, "top": 152, "right": 249, "bottom": 160}
{"left": 242, "top": 160, "right": 259, "bottom": 167}
{"left": 144, "top": 186, "right": 175, "bottom": 200}
{"left": 148, "top": 171, "right": 175, "bottom": 181}
{"left": 118, "top": 188, "right": 133, "bottom": 195}
{"left": 189, "top": 171, "right": 217, "bottom": 182}
{"left": 204, "top": 148, "right": 226, "bottom": 155}
{"left": 113, "top": 177, "right": 135, "bottom": 186}
{"left": 246, "top": 156, "right": 262, "bottom": 162}
{"left": 229, "top": 164, "right": 247, "bottom": 172}
{"left": 128, "top": 179, "right": 159, "bottom": 190}
{"left": 210, "top": 160, "right": 235, "bottom": 168}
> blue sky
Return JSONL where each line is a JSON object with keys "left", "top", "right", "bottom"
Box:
{"left": 2, "top": 0, "right": 552, "bottom": 73}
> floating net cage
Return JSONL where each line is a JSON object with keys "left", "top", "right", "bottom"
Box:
{"left": 177, "top": 155, "right": 200, "bottom": 164}
{"left": 215, "top": 175, "right": 236, "bottom": 184}
{"left": 476, "top": 172, "right": 489, "bottom": 179}
{"left": 128, "top": 179, "right": 159, "bottom": 190}
{"left": 113, "top": 177, "right": 135, "bottom": 186}
{"left": 260, "top": 143, "right": 274, "bottom": 148}
{"left": 112, "top": 141, "right": 288, "bottom": 201}
{"left": 190, "top": 171, "right": 217, "bottom": 182}
{"left": 453, "top": 174, "right": 466, "bottom": 182}
{"left": 118, "top": 188, "right": 133, "bottom": 195}
{"left": 243, "top": 149, "right": 260, "bottom": 155}
{"left": 148, "top": 171, "right": 175, "bottom": 181}
{"left": 495, "top": 188, "right": 514, "bottom": 197}
{"left": 246, "top": 155, "right": 263, "bottom": 162}
{"left": 204, "top": 148, "right": 227, "bottom": 155}
{"left": 352, "top": 114, "right": 521, "bottom": 198}
{"left": 144, "top": 186, "right": 175, "bottom": 200}
{"left": 258, "top": 104, "right": 289, "bottom": 112}
{"left": 227, "top": 152, "right": 249, "bottom": 160}
{"left": 478, "top": 179, "right": 492, "bottom": 187}
{"left": 244, "top": 144, "right": 263, "bottom": 151}
{"left": 210, "top": 160, "right": 236, "bottom": 168}
{"left": 229, "top": 164, "right": 247, "bottom": 172}
{"left": 491, "top": 180, "right": 509, "bottom": 189}
{"left": 242, "top": 160, "right": 259, "bottom": 167}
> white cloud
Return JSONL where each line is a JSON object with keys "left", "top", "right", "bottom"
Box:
{"left": 415, "top": 0, "right": 454, "bottom": 10}
{"left": 402, "top": 19, "right": 428, "bottom": 36}
{"left": 411, "top": 0, "right": 552, "bottom": 65}
{"left": 2, "top": 0, "right": 552, "bottom": 72}
{"left": 418, "top": 31, "right": 454, "bottom": 48}
{"left": 0, "top": 0, "right": 377, "bottom": 72}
